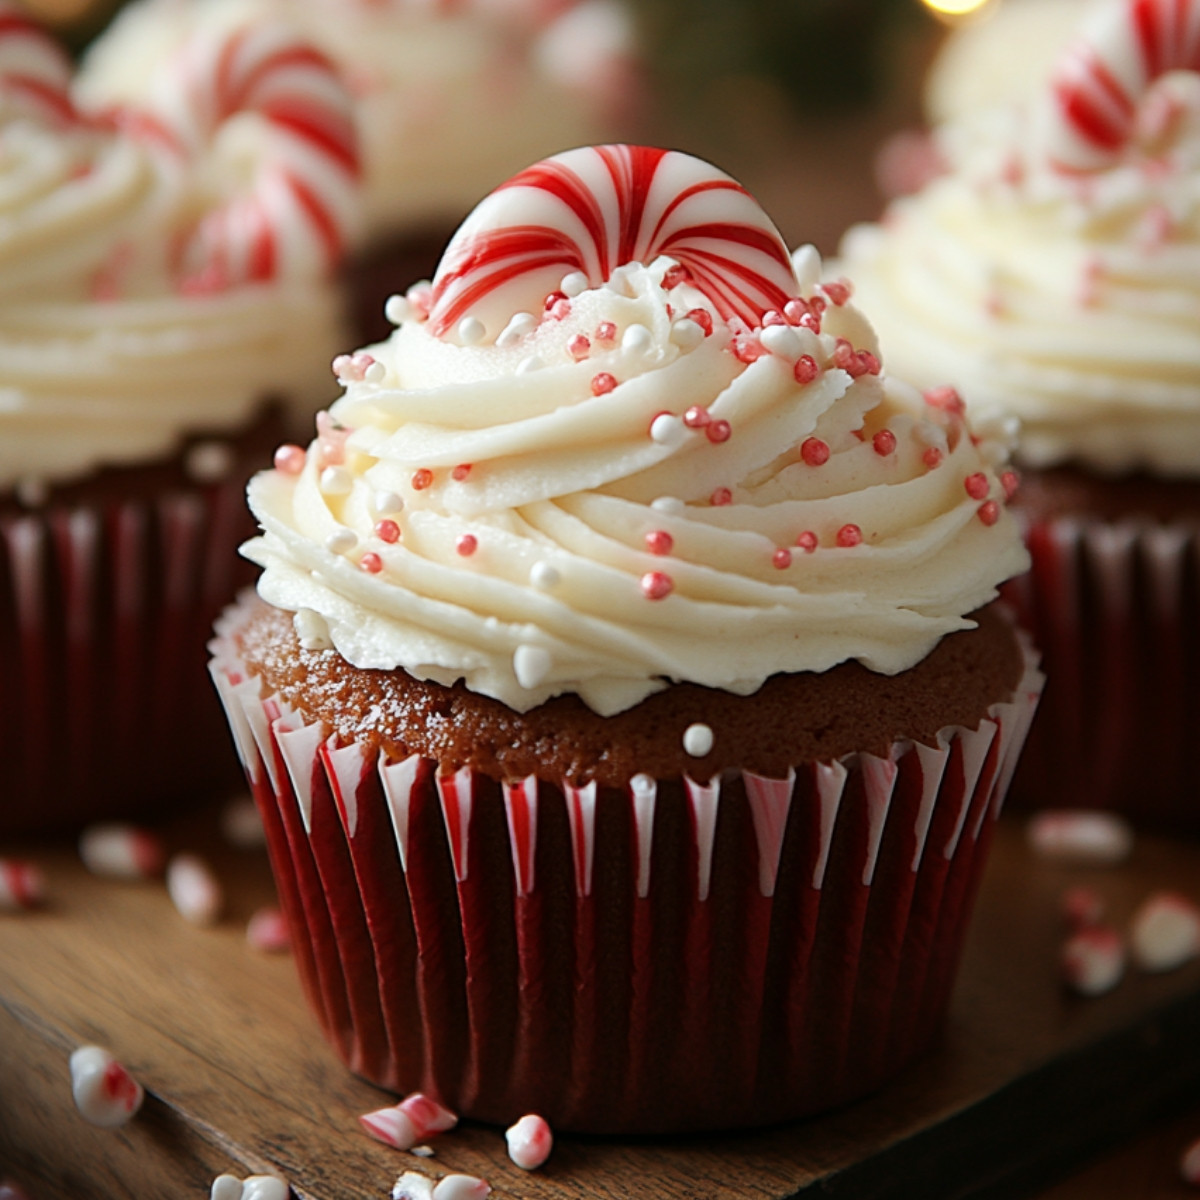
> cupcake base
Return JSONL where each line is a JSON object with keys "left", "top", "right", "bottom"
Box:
{"left": 210, "top": 596, "right": 1042, "bottom": 1133}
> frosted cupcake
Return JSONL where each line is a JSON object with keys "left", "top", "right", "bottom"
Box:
{"left": 0, "top": 8, "right": 360, "bottom": 836}
{"left": 842, "top": 0, "right": 1200, "bottom": 830}
{"left": 78, "top": 0, "right": 640, "bottom": 341}
{"left": 211, "top": 145, "right": 1040, "bottom": 1132}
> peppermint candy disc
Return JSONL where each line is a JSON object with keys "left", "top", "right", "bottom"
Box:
{"left": 427, "top": 144, "right": 799, "bottom": 338}
{"left": 149, "top": 23, "right": 362, "bottom": 290}
{"left": 1044, "top": 0, "right": 1200, "bottom": 171}
{"left": 0, "top": 2, "right": 77, "bottom": 125}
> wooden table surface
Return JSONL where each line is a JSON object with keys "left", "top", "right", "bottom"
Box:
{"left": 1, "top": 808, "right": 1199, "bottom": 1200}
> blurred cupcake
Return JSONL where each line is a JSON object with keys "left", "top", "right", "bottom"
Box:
{"left": 0, "top": 7, "right": 360, "bottom": 836}
{"left": 842, "top": 0, "right": 1200, "bottom": 830}
{"left": 77, "top": 0, "right": 641, "bottom": 341}
{"left": 211, "top": 145, "right": 1040, "bottom": 1132}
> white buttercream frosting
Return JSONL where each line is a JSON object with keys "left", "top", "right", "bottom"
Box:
{"left": 844, "top": 69, "right": 1200, "bottom": 477}
{"left": 245, "top": 251, "right": 1029, "bottom": 715}
{"left": 78, "top": 0, "right": 636, "bottom": 242}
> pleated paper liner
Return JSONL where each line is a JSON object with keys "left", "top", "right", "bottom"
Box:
{"left": 1004, "top": 513, "right": 1200, "bottom": 834}
{"left": 0, "top": 416, "right": 282, "bottom": 838}
{"left": 210, "top": 598, "right": 1043, "bottom": 1134}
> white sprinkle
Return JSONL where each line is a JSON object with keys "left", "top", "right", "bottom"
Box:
{"left": 1028, "top": 810, "right": 1133, "bottom": 865}
{"left": 682, "top": 723, "right": 714, "bottom": 757}
{"left": 373, "top": 490, "right": 404, "bottom": 515}
{"left": 759, "top": 324, "right": 804, "bottom": 360}
{"left": 220, "top": 795, "right": 265, "bottom": 848}
{"left": 324, "top": 529, "right": 358, "bottom": 555}
{"left": 167, "top": 853, "right": 223, "bottom": 926}
{"left": 70, "top": 1045, "right": 143, "bottom": 1128}
{"left": 621, "top": 323, "right": 652, "bottom": 354}
{"left": 364, "top": 360, "right": 387, "bottom": 383}
{"left": 392, "top": 1173, "right": 435, "bottom": 1200}
{"left": 320, "top": 466, "right": 352, "bottom": 495}
{"left": 457, "top": 317, "right": 486, "bottom": 345}
{"left": 79, "top": 824, "right": 164, "bottom": 879}
{"left": 1130, "top": 892, "right": 1200, "bottom": 973}
{"left": 650, "top": 496, "right": 685, "bottom": 514}
{"left": 384, "top": 294, "right": 412, "bottom": 325}
{"left": 210, "top": 1175, "right": 243, "bottom": 1200}
{"left": 649, "top": 413, "right": 684, "bottom": 445}
{"left": 560, "top": 271, "right": 589, "bottom": 297}
{"left": 497, "top": 312, "right": 537, "bottom": 347}
{"left": 669, "top": 318, "right": 704, "bottom": 352}
{"left": 506, "top": 1113, "right": 553, "bottom": 1170}
{"left": 792, "top": 244, "right": 823, "bottom": 291}
{"left": 1062, "top": 925, "right": 1125, "bottom": 996}
{"left": 184, "top": 440, "right": 234, "bottom": 483}
{"left": 15, "top": 476, "right": 48, "bottom": 507}
{"left": 530, "top": 561, "right": 560, "bottom": 591}
{"left": 241, "top": 1178, "right": 289, "bottom": 1200}
{"left": 514, "top": 645, "right": 553, "bottom": 689}
{"left": 293, "top": 607, "right": 333, "bottom": 651}
{"left": 517, "top": 355, "right": 544, "bottom": 374}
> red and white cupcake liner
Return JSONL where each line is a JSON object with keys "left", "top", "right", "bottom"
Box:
{"left": 209, "top": 597, "right": 1042, "bottom": 1134}
{"left": 0, "top": 479, "right": 256, "bottom": 838}
{"left": 1004, "top": 513, "right": 1200, "bottom": 833}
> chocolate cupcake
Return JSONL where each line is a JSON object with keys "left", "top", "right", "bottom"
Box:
{"left": 0, "top": 9, "right": 360, "bottom": 836}
{"left": 211, "top": 145, "right": 1039, "bottom": 1132}
{"left": 841, "top": 0, "right": 1200, "bottom": 831}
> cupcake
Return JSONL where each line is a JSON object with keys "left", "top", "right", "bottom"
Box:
{"left": 0, "top": 8, "right": 360, "bottom": 836}
{"left": 77, "top": 0, "right": 641, "bottom": 342}
{"left": 210, "top": 144, "right": 1039, "bottom": 1133}
{"left": 841, "top": 0, "right": 1200, "bottom": 830}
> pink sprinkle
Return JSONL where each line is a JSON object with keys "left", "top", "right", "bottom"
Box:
{"left": 710, "top": 487, "right": 732, "bottom": 506}
{"left": 872, "top": 429, "right": 896, "bottom": 456}
{"left": 798, "top": 311, "right": 822, "bottom": 334}
{"left": 793, "top": 355, "right": 819, "bottom": 385}
{"left": 641, "top": 571, "right": 674, "bottom": 600}
{"left": 732, "top": 334, "right": 768, "bottom": 363}
{"left": 857, "top": 349, "right": 881, "bottom": 376}
{"left": 832, "top": 339, "right": 867, "bottom": 377}
{"left": 923, "top": 447, "right": 943, "bottom": 469}
{"left": 706, "top": 420, "right": 731, "bottom": 444}
{"left": 783, "top": 298, "right": 809, "bottom": 325}
{"left": 506, "top": 1113, "right": 554, "bottom": 1171}
{"left": 1001, "top": 470, "right": 1020, "bottom": 500}
{"left": 662, "top": 264, "right": 691, "bottom": 290}
{"left": 820, "top": 279, "right": 853, "bottom": 306}
{"left": 1061, "top": 886, "right": 1105, "bottom": 931}
{"left": 568, "top": 334, "right": 591, "bottom": 360}
{"left": 543, "top": 290, "right": 567, "bottom": 311}
{"left": 594, "top": 321, "right": 617, "bottom": 344}
{"left": 795, "top": 531, "right": 818, "bottom": 554}
{"left": 375, "top": 519, "right": 400, "bottom": 544}
{"left": 683, "top": 405, "right": 711, "bottom": 429}
{"left": 686, "top": 308, "right": 713, "bottom": 335}
{"left": 246, "top": 907, "right": 290, "bottom": 953}
{"left": 361, "top": 552, "right": 383, "bottom": 574}
{"left": 801, "top": 438, "right": 830, "bottom": 467}
{"left": 456, "top": 534, "right": 478, "bottom": 557}
{"left": 761, "top": 309, "right": 786, "bottom": 327}
{"left": 808, "top": 294, "right": 827, "bottom": 316}
{"left": 412, "top": 468, "right": 433, "bottom": 490}
{"left": 772, "top": 548, "right": 792, "bottom": 570}
{"left": 964, "top": 472, "right": 989, "bottom": 500}
{"left": 591, "top": 372, "right": 617, "bottom": 396}
{"left": 977, "top": 501, "right": 1000, "bottom": 526}
{"left": 924, "top": 385, "right": 965, "bottom": 416}
{"left": 452, "top": 463, "right": 472, "bottom": 481}
{"left": 274, "top": 444, "right": 307, "bottom": 475}
{"left": 836, "top": 524, "right": 862, "bottom": 548}
{"left": 645, "top": 530, "right": 673, "bottom": 556}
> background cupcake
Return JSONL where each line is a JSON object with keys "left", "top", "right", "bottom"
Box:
{"left": 841, "top": 0, "right": 1200, "bottom": 831}
{"left": 77, "top": 0, "right": 641, "bottom": 342}
{"left": 211, "top": 144, "right": 1040, "bottom": 1132}
{"left": 0, "top": 6, "right": 360, "bottom": 836}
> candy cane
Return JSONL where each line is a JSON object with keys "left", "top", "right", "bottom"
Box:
{"left": 427, "top": 144, "right": 799, "bottom": 337}
{"left": 150, "top": 23, "right": 361, "bottom": 290}
{"left": 1044, "top": 0, "right": 1200, "bottom": 170}
{"left": 0, "top": 2, "right": 78, "bottom": 125}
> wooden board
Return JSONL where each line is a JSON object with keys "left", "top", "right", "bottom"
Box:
{"left": 1, "top": 813, "right": 1199, "bottom": 1200}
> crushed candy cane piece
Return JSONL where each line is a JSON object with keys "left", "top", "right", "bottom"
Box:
{"left": 246, "top": 907, "right": 290, "bottom": 953}
{"left": 0, "top": 860, "right": 44, "bottom": 910}
{"left": 220, "top": 796, "right": 265, "bottom": 849}
{"left": 1027, "top": 810, "right": 1133, "bottom": 865}
{"left": 1061, "top": 886, "right": 1105, "bottom": 931}
{"left": 79, "top": 824, "right": 165, "bottom": 879}
{"left": 166, "top": 854, "right": 223, "bottom": 926}
{"left": 392, "top": 1173, "right": 434, "bottom": 1200}
{"left": 433, "top": 1176, "right": 490, "bottom": 1200}
{"left": 1181, "top": 1136, "right": 1200, "bottom": 1186}
{"left": 506, "top": 1113, "right": 553, "bottom": 1170}
{"left": 70, "top": 1045, "right": 143, "bottom": 1128}
{"left": 362, "top": 1093, "right": 457, "bottom": 1149}
{"left": 1062, "top": 925, "right": 1125, "bottom": 996}
{"left": 1130, "top": 892, "right": 1200, "bottom": 973}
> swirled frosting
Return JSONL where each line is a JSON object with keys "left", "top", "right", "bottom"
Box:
{"left": 843, "top": 74, "right": 1200, "bottom": 477}
{"left": 78, "top": 0, "right": 636, "bottom": 242}
{"left": 245, "top": 247, "right": 1028, "bottom": 715}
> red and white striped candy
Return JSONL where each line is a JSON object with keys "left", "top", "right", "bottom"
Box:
{"left": 0, "top": 3, "right": 77, "bottom": 125}
{"left": 79, "top": 823, "right": 165, "bottom": 880}
{"left": 0, "top": 860, "right": 44, "bottom": 910}
{"left": 69, "top": 1045, "right": 144, "bottom": 1128}
{"left": 427, "top": 144, "right": 798, "bottom": 338}
{"left": 360, "top": 1092, "right": 457, "bottom": 1150}
{"left": 505, "top": 1113, "right": 553, "bottom": 1170}
{"left": 1044, "top": 0, "right": 1200, "bottom": 171}
{"left": 148, "top": 23, "right": 361, "bottom": 291}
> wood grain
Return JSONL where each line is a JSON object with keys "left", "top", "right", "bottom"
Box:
{"left": 1, "top": 813, "right": 1198, "bottom": 1199}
